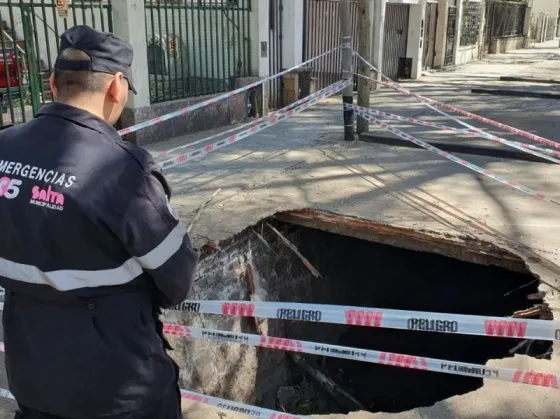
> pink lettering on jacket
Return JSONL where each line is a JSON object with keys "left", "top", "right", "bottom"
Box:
{"left": 31, "top": 185, "right": 64, "bottom": 206}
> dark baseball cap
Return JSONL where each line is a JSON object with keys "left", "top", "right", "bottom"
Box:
{"left": 55, "top": 25, "right": 137, "bottom": 94}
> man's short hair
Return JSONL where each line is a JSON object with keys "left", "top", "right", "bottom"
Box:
{"left": 53, "top": 48, "right": 111, "bottom": 99}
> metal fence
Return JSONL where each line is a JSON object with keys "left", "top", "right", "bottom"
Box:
{"left": 0, "top": 0, "right": 112, "bottom": 126}
{"left": 145, "top": 0, "right": 252, "bottom": 104}
{"left": 485, "top": 1, "right": 526, "bottom": 39}
{"left": 303, "top": 0, "right": 358, "bottom": 90}
{"left": 460, "top": 0, "right": 482, "bottom": 46}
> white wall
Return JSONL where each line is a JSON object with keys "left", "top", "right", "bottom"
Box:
{"left": 406, "top": 0, "right": 426, "bottom": 78}
{"left": 282, "top": 0, "right": 303, "bottom": 68}
{"left": 531, "top": 0, "right": 558, "bottom": 17}
{"left": 249, "top": 0, "right": 270, "bottom": 77}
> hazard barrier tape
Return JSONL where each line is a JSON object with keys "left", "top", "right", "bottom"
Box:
{"left": 155, "top": 79, "right": 349, "bottom": 162}
{"left": 353, "top": 53, "right": 560, "bottom": 150}
{"left": 355, "top": 107, "right": 560, "bottom": 206}
{"left": 180, "top": 390, "right": 306, "bottom": 418}
{"left": 347, "top": 103, "right": 560, "bottom": 164}
{"left": 172, "top": 300, "right": 560, "bottom": 342}
{"left": 164, "top": 324, "right": 560, "bottom": 390}
{"left": 116, "top": 45, "right": 347, "bottom": 138}
{"left": 158, "top": 79, "right": 351, "bottom": 171}
{"left": 0, "top": 386, "right": 302, "bottom": 419}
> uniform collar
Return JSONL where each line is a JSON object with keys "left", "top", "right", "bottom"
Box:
{"left": 36, "top": 102, "right": 121, "bottom": 139}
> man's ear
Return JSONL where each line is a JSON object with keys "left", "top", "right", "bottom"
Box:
{"left": 49, "top": 73, "right": 58, "bottom": 99}
{"left": 107, "top": 72, "right": 124, "bottom": 103}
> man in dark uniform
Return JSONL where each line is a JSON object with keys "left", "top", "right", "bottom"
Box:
{"left": 0, "top": 25, "right": 199, "bottom": 418}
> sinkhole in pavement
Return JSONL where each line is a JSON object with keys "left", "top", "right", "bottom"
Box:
{"left": 193, "top": 210, "right": 552, "bottom": 416}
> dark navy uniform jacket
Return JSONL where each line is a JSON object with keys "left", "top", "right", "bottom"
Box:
{"left": 0, "top": 102, "right": 200, "bottom": 417}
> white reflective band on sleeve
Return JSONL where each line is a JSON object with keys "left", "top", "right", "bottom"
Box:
{"left": 0, "top": 256, "right": 143, "bottom": 291}
{"left": 0, "top": 224, "right": 189, "bottom": 291}
{"left": 172, "top": 300, "right": 560, "bottom": 342}
{"left": 135, "top": 223, "right": 187, "bottom": 270}
{"left": 165, "top": 325, "right": 560, "bottom": 390}
{"left": 0, "top": 388, "right": 15, "bottom": 400}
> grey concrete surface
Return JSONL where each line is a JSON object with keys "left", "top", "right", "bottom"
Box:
{"left": 2, "top": 42, "right": 560, "bottom": 418}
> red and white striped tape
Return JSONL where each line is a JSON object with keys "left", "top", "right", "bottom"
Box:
{"left": 353, "top": 53, "right": 560, "bottom": 150}
{"left": 355, "top": 108, "right": 560, "bottom": 206}
{"left": 158, "top": 79, "right": 352, "bottom": 171}
{"left": 347, "top": 103, "right": 560, "bottom": 164}
{"left": 171, "top": 300, "right": 560, "bottom": 342}
{"left": 155, "top": 79, "right": 349, "bottom": 163}
{"left": 180, "top": 390, "right": 306, "bottom": 418}
{"left": 116, "top": 45, "right": 347, "bottom": 138}
{"left": 165, "top": 324, "right": 559, "bottom": 390}
{"left": 0, "top": 385, "right": 302, "bottom": 419}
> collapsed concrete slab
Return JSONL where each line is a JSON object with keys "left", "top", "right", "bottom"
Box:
{"left": 160, "top": 132, "right": 560, "bottom": 418}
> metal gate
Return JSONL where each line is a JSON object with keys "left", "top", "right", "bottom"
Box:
{"left": 0, "top": 0, "right": 112, "bottom": 126}
{"left": 444, "top": 1, "right": 458, "bottom": 66}
{"left": 422, "top": 1, "right": 438, "bottom": 70}
{"left": 303, "top": 0, "right": 358, "bottom": 90}
{"left": 383, "top": 4, "right": 409, "bottom": 80}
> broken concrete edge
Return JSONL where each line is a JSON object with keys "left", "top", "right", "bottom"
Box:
{"left": 471, "top": 88, "right": 560, "bottom": 100}
{"left": 358, "top": 132, "right": 553, "bottom": 165}
{"left": 500, "top": 76, "right": 560, "bottom": 85}
{"left": 176, "top": 206, "right": 560, "bottom": 417}
{"left": 193, "top": 206, "right": 559, "bottom": 299}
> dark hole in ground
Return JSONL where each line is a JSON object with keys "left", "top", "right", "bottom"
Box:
{"left": 255, "top": 220, "right": 552, "bottom": 415}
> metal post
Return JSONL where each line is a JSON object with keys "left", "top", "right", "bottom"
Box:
{"left": 339, "top": 0, "right": 354, "bottom": 141}
{"left": 356, "top": 0, "right": 372, "bottom": 134}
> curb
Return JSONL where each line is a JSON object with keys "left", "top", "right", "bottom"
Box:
{"left": 500, "top": 76, "right": 560, "bottom": 85}
{"left": 359, "top": 132, "right": 553, "bottom": 165}
{"left": 471, "top": 88, "right": 560, "bottom": 100}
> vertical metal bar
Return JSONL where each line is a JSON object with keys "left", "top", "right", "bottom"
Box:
{"left": 99, "top": 0, "right": 106, "bottom": 32}
{"left": 61, "top": 0, "right": 68, "bottom": 31}
{"left": 70, "top": 0, "right": 78, "bottom": 28}
{"left": 235, "top": 0, "right": 241, "bottom": 78}
{"left": 8, "top": 0, "right": 27, "bottom": 122}
{"left": 156, "top": 1, "right": 166, "bottom": 101}
{"left": 196, "top": 2, "right": 203, "bottom": 95}
{"left": 39, "top": 0, "right": 53, "bottom": 75}
{"left": 80, "top": 0, "right": 87, "bottom": 25}
{"left": 170, "top": 3, "right": 179, "bottom": 99}
{"left": 210, "top": 0, "right": 216, "bottom": 92}
{"left": 177, "top": 1, "right": 185, "bottom": 98}
{"left": 29, "top": 0, "right": 45, "bottom": 103}
{"left": 201, "top": 0, "right": 210, "bottom": 93}
{"left": 163, "top": 1, "right": 172, "bottom": 100}
{"left": 89, "top": 0, "right": 96, "bottom": 28}
{"left": 224, "top": 0, "right": 231, "bottom": 95}
{"left": 189, "top": 4, "right": 197, "bottom": 95}
{"left": 219, "top": 0, "right": 226, "bottom": 92}
{"left": 149, "top": 0, "right": 159, "bottom": 103}
{"left": 244, "top": 0, "right": 250, "bottom": 76}
{"left": 48, "top": 0, "right": 61, "bottom": 54}
{"left": 107, "top": 0, "right": 113, "bottom": 33}
{"left": 0, "top": 1, "right": 15, "bottom": 125}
